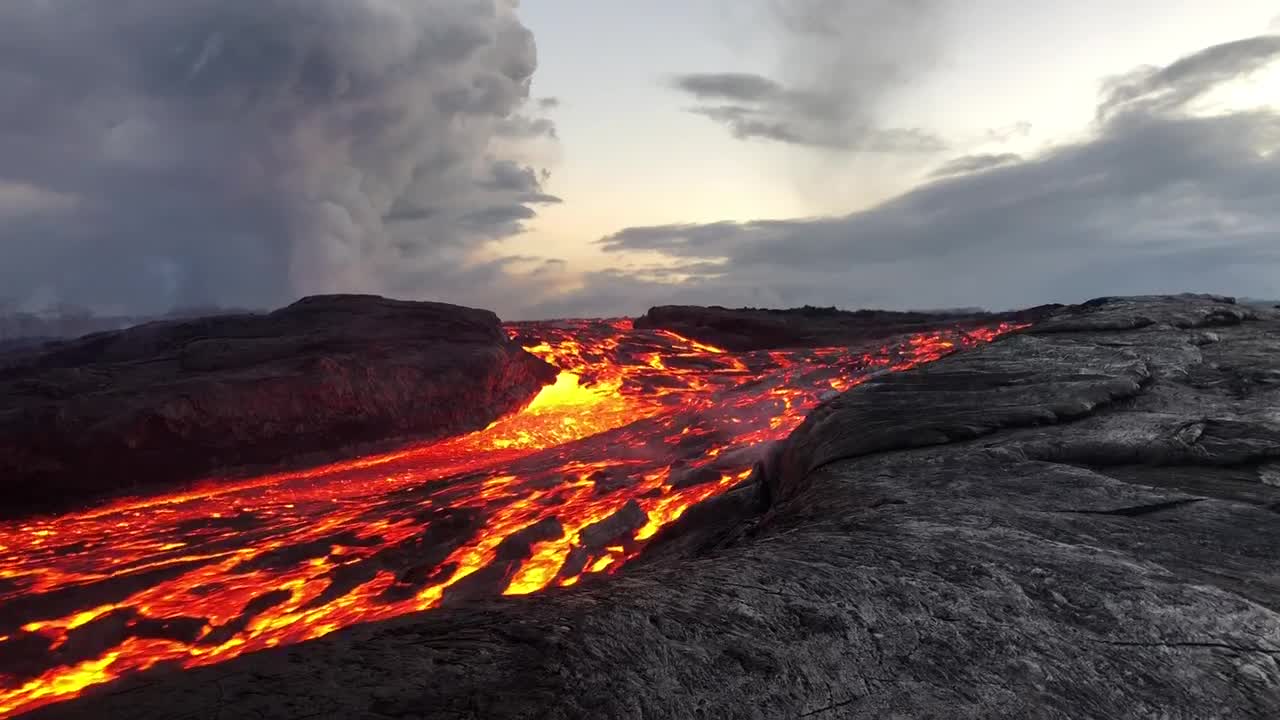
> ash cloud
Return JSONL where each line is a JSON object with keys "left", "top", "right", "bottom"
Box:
{"left": 669, "top": 0, "right": 946, "bottom": 152}
{"left": 0, "top": 0, "right": 557, "bottom": 316}
{"left": 534, "top": 33, "right": 1280, "bottom": 318}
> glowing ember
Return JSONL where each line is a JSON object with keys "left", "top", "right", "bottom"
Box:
{"left": 0, "top": 318, "right": 1025, "bottom": 717}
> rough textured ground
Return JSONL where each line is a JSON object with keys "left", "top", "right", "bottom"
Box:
{"left": 0, "top": 295, "right": 556, "bottom": 513}
{"left": 636, "top": 303, "right": 1056, "bottom": 351}
{"left": 29, "top": 294, "right": 1280, "bottom": 719}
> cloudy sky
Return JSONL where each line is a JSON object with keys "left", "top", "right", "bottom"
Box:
{"left": 1, "top": 1, "right": 1278, "bottom": 320}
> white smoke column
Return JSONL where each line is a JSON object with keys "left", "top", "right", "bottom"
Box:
{"left": 766, "top": 0, "right": 944, "bottom": 151}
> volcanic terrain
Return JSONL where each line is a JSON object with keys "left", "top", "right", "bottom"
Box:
{"left": 4, "top": 293, "right": 1279, "bottom": 719}
{"left": 0, "top": 296, "right": 1031, "bottom": 717}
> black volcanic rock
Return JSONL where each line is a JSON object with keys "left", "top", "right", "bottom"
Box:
{"left": 0, "top": 335, "right": 58, "bottom": 353}
{"left": 635, "top": 302, "right": 1059, "bottom": 350}
{"left": 578, "top": 500, "right": 648, "bottom": 549}
{"left": 0, "top": 295, "right": 557, "bottom": 513}
{"left": 0, "top": 337, "right": 55, "bottom": 354}
{"left": 28, "top": 294, "right": 1280, "bottom": 719}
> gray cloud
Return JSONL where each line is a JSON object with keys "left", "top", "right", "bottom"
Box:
{"left": 673, "top": 72, "right": 784, "bottom": 102}
{"left": 542, "top": 34, "right": 1280, "bottom": 318}
{"left": 676, "top": 88, "right": 945, "bottom": 152}
{"left": 0, "top": 0, "right": 557, "bottom": 315}
{"left": 496, "top": 113, "right": 558, "bottom": 140}
{"left": 480, "top": 159, "right": 557, "bottom": 197}
{"left": 1098, "top": 35, "right": 1280, "bottom": 120}
{"left": 928, "top": 153, "right": 1023, "bottom": 178}
{"left": 596, "top": 222, "right": 746, "bottom": 257}
{"left": 669, "top": 1, "right": 946, "bottom": 152}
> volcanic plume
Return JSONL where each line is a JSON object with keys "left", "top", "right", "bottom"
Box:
{"left": 0, "top": 318, "right": 1024, "bottom": 717}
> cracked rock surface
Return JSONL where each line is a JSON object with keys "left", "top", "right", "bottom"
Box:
{"left": 32, "top": 294, "right": 1280, "bottom": 719}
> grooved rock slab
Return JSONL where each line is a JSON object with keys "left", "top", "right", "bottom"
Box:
{"left": 764, "top": 335, "right": 1152, "bottom": 505}
{"left": 1032, "top": 293, "right": 1256, "bottom": 334}
{"left": 0, "top": 295, "right": 556, "bottom": 514}
{"left": 27, "top": 294, "right": 1280, "bottom": 720}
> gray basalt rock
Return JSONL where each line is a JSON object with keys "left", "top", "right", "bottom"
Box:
{"left": 764, "top": 333, "right": 1153, "bottom": 506}
{"left": 0, "top": 295, "right": 557, "bottom": 514}
{"left": 30, "top": 294, "right": 1280, "bottom": 719}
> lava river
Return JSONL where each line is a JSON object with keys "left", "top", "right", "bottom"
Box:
{"left": 0, "top": 318, "right": 1025, "bottom": 717}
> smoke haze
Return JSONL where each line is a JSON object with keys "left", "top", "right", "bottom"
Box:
{"left": 672, "top": 0, "right": 945, "bottom": 152}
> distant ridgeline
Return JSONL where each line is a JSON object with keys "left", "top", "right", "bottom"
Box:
{"left": 1239, "top": 297, "right": 1280, "bottom": 308}
{"left": 704, "top": 304, "right": 990, "bottom": 317}
{"left": 0, "top": 305, "right": 251, "bottom": 343}
{"left": 0, "top": 311, "right": 136, "bottom": 342}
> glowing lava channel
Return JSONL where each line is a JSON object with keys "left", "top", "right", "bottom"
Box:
{"left": 0, "top": 318, "right": 1026, "bottom": 717}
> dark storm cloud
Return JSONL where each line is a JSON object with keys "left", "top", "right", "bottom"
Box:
{"left": 545, "top": 34, "right": 1280, "bottom": 318}
{"left": 0, "top": 0, "right": 557, "bottom": 315}
{"left": 596, "top": 221, "right": 749, "bottom": 257}
{"left": 460, "top": 204, "right": 538, "bottom": 237}
{"left": 673, "top": 73, "right": 785, "bottom": 102}
{"left": 669, "top": 1, "right": 946, "bottom": 152}
{"left": 481, "top": 159, "right": 558, "bottom": 195}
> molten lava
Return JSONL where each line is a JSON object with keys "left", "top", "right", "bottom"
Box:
{"left": 0, "top": 318, "right": 1025, "bottom": 717}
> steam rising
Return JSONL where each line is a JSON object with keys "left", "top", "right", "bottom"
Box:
{"left": 0, "top": 0, "right": 557, "bottom": 314}
{"left": 672, "top": 0, "right": 945, "bottom": 151}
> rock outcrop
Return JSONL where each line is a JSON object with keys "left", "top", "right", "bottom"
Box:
{"left": 635, "top": 303, "right": 1058, "bottom": 351}
{"left": 0, "top": 295, "right": 557, "bottom": 514}
{"left": 29, "top": 294, "right": 1280, "bottom": 719}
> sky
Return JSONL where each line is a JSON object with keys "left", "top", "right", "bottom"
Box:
{"left": 1, "top": 1, "right": 1278, "bottom": 321}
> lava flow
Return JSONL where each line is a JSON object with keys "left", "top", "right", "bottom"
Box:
{"left": 0, "top": 318, "right": 1025, "bottom": 717}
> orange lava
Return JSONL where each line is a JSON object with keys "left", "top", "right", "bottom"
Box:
{"left": 0, "top": 318, "right": 1025, "bottom": 717}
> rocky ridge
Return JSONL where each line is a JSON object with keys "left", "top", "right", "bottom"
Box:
{"left": 0, "top": 295, "right": 557, "bottom": 514}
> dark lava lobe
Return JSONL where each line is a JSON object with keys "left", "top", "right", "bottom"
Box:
{"left": 29, "top": 293, "right": 1280, "bottom": 720}
{"left": 0, "top": 295, "right": 556, "bottom": 514}
{"left": 635, "top": 302, "right": 1057, "bottom": 351}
